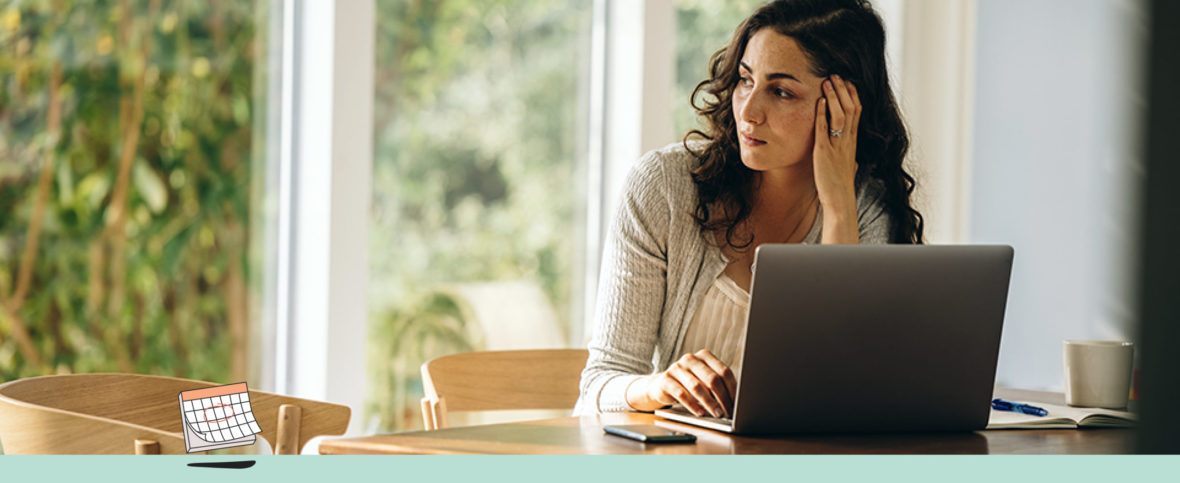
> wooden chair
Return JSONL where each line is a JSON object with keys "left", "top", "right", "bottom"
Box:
{"left": 0, "top": 373, "right": 350, "bottom": 454}
{"left": 420, "top": 349, "right": 588, "bottom": 430}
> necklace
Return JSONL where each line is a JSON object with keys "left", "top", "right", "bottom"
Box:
{"left": 749, "top": 196, "right": 818, "bottom": 274}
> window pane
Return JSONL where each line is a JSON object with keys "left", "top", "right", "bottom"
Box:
{"left": 369, "top": 1, "right": 592, "bottom": 431}
{"left": 0, "top": 1, "right": 269, "bottom": 383}
{"left": 674, "top": 0, "right": 764, "bottom": 137}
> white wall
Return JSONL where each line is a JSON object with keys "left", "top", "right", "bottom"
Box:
{"left": 971, "top": 0, "right": 1146, "bottom": 391}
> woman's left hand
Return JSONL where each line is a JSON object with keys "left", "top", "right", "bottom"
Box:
{"left": 813, "top": 75, "right": 860, "bottom": 216}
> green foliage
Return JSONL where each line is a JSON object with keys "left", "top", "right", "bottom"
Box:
{"left": 367, "top": 290, "right": 477, "bottom": 432}
{"left": 0, "top": 1, "right": 265, "bottom": 384}
{"left": 367, "top": 0, "right": 591, "bottom": 431}
{"left": 674, "top": 0, "right": 766, "bottom": 137}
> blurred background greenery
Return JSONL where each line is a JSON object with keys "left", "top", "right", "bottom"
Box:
{"left": 0, "top": 0, "right": 266, "bottom": 384}
{"left": 1, "top": 0, "right": 764, "bottom": 434}
{"left": 367, "top": 0, "right": 593, "bottom": 432}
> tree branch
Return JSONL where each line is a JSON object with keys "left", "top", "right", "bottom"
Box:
{"left": 86, "top": 239, "right": 105, "bottom": 316}
{"left": 8, "top": 63, "right": 61, "bottom": 311}
{"left": 1, "top": 302, "right": 45, "bottom": 368}
{"left": 0, "top": 62, "right": 62, "bottom": 369}
{"left": 98, "top": 1, "right": 159, "bottom": 374}
{"left": 131, "top": 292, "right": 144, "bottom": 364}
{"left": 225, "top": 236, "right": 248, "bottom": 383}
{"left": 163, "top": 286, "right": 189, "bottom": 377}
{"left": 105, "top": 0, "right": 158, "bottom": 318}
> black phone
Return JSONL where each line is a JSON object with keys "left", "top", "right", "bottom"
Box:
{"left": 603, "top": 424, "right": 697, "bottom": 443}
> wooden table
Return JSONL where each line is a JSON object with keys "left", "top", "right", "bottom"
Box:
{"left": 319, "top": 389, "right": 1134, "bottom": 455}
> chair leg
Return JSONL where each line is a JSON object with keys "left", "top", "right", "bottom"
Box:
{"left": 135, "top": 439, "right": 160, "bottom": 455}
{"left": 420, "top": 398, "right": 435, "bottom": 431}
{"left": 433, "top": 397, "right": 449, "bottom": 430}
{"left": 276, "top": 404, "right": 302, "bottom": 455}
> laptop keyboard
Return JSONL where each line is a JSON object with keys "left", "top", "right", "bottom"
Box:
{"left": 666, "top": 406, "right": 733, "bottom": 425}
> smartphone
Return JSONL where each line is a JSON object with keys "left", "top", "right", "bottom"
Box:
{"left": 603, "top": 424, "right": 697, "bottom": 443}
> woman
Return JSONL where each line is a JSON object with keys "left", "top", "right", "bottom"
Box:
{"left": 574, "top": 0, "right": 924, "bottom": 418}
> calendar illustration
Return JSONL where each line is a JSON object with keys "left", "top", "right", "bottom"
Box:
{"left": 178, "top": 382, "right": 262, "bottom": 453}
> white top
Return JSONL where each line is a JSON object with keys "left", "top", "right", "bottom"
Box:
{"left": 678, "top": 272, "right": 750, "bottom": 380}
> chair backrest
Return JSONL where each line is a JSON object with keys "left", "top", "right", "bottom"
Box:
{"left": 419, "top": 349, "right": 588, "bottom": 430}
{"left": 0, "top": 373, "right": 350, "bottom": 454}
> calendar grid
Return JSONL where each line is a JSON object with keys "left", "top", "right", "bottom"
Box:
{"left": 178, "top": 382, "right": 262, "bottom": 451}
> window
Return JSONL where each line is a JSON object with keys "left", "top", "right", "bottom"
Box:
{"left": 367, "top": 0, "right": 593, "bottom": 431}
{"left": 0, "top": 1, "right": 271, "bottom": 383}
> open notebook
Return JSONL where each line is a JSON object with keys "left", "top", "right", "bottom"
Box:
{"left": 986, "top": 400, "right": 1136, "bottom": 429}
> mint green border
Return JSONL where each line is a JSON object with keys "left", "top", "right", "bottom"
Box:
{"left": 0, "top": 455, "right": 1176, "bottom": 483}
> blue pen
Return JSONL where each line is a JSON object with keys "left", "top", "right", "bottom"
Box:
{"left": 991, "top": 398, "right": 1048, "bottom": 417}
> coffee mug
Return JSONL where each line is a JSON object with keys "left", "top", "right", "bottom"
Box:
{"left": 1063, "top": 340, "right": 1134, "bottom": 409}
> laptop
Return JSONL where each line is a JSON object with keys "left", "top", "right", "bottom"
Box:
{"left": 655, "top": 244, "right": 1014, "bottom": 434}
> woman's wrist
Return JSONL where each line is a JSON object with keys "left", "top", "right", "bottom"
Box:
{"left": 625, "top": 375, "right": 657, "bottom": 411}
{"left": 818, "top": 186, "right": 857, "bottom": 215}
{"left": 821, "top": 203, "right": 860, "bottom": 244}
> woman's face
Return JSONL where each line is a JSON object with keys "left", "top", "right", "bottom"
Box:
{"left": 731, "top": 29, "right": 826, "bottom": 173}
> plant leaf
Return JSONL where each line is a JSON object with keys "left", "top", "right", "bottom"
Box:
{"left": 132, "top": 158, "right": 167, "bottom": 214}
{"left": 77, "top": 172, "right": 110, "bottom": 209}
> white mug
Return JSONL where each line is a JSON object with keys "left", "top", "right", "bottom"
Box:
{"left": 1063, "top": 340, "right": 1134, "bottom": 409}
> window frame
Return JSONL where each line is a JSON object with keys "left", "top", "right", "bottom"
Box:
{"left": 265, "top": 0, "right": 374, "bottom": 437}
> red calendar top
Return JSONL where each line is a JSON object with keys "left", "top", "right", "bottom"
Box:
{"left": 179, "top": 382, "right": 248, "bottom": 401}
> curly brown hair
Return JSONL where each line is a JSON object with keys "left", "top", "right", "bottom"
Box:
{"left": 685, "top": 0, "right": 924, "bottom": 247}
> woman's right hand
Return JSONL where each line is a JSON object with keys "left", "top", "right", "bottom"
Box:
{"left": 625, "top": 349, "right": 738, "bottom": 418}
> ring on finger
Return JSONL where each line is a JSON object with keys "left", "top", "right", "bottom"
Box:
{"left": 829, "top": 128, "right": 844, "bottom": 138}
